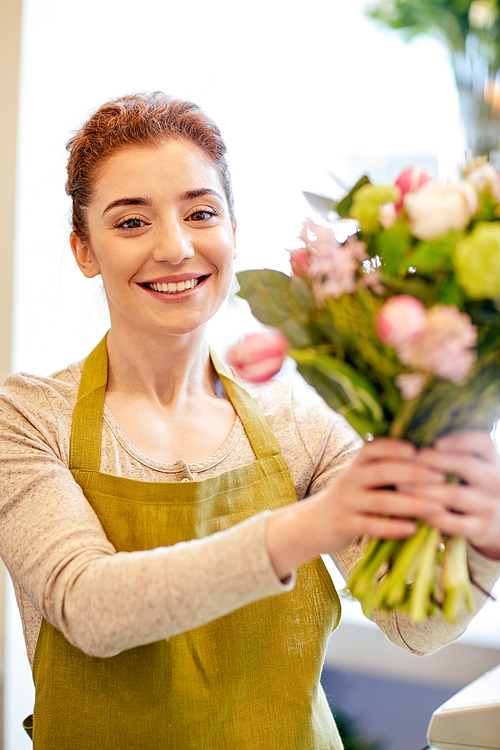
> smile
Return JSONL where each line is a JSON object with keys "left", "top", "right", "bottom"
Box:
{"left": 144, "top": 277, "right": 206, "bottom": 294}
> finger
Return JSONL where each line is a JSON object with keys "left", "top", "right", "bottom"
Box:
{"left": 423, "top": 509, "right": 485, "bottom": 539}
{"left": 416, "top": 482, "right": 489, "bottom": 516}
{"left": 349, "top": 488, "right": 443, "bottom": 521}
{"left": 416, "top": 449, "right": 500, "bottom": 495}
{"left": 356, "top": 461, "right": 445, "bottom": 490}
{"left": 348, "top": 512, "right": 418, "bottom": 541}
{"left": 358, "top": 438, "right": 417, "bottom": 463}
{"left": 434, "top": 431, "right": 499, "bottom": 463}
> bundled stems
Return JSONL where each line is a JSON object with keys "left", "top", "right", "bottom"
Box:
{"left": 346, "top": 389, "right": 477, "bottom": 624}
{"left": 347, "top": 527, "right": 476, "bottom": 624}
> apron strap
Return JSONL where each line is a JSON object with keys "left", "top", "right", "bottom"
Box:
{"left": 70, "top": 335, "right": 283, "bottom": 472}
{"left": 209, "top": 350, "right": 283, "bottom": 460}
{"left": 69, "top": 335, "right": 108, "bottom": 472}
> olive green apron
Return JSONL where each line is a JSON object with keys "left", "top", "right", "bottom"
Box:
{"left": 28, "top": 335, "right": 342, "bottom": 749}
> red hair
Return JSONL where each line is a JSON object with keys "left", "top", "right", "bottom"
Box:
{"left": 66, "top": 92, "right": 235, "bottom": 243}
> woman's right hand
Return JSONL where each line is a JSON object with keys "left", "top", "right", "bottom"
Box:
{"left": 265, "top": 438, "right": 447, "bottom": 582}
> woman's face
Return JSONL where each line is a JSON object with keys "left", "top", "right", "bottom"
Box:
{"left": 71, "top": 139, "right": 236, "bottom": 341}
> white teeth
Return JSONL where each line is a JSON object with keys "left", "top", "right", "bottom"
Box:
{"left": 147, "top": 278, "right": 199, "bottom": 293}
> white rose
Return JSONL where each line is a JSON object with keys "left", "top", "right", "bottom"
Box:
{"left": 404, "top": 182, "right": 477, "bottom": 241}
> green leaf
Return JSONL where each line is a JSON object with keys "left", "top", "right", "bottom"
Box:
{"left": 477, "top": 324, "right": 500, "bottom": 358}
{"left": 402, "top": 232, "right": 460, "bottom": 274}
{"left": 337, "top": 175, "right": 371, "bottom": 219}
{"left": 290, "top": 348, "right": 385, "bottom": 424}
{"left": 372, "top": 221, "right": 413, "bottom": 276}
{"left": 437, "top": 275, "right": 465, "bottom": 307}
{"left": 405, "top": 358, "right": 500, "bottom": 447}
{"left": 302, "top": 192, "right": 338, "bottom": 220}
{"left": 236, "top": 269, "right": 315, "bottom": 348}
{"left": 295, "top": 363, "right": 349, "bottom": 412}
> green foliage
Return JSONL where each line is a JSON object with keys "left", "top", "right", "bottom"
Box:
{"left": 367, "top": 0, "right": 500, "bottom": 72}
{"left": 236, "top": 270, "right": 317, "bottom": 348}
{"left": 237, "top": 158, "right": 500, "bottom": 443}
{"left": 405, "top": 356, "right": 500, "bottom": 446}
{"left": 303, "top": 175, "right": 371, "bottom": 222}
{"left": 370, "top": 220, "right": 413, "bottom": 276}
{"left": 302, "top": 192, "right": 338, "bottom": 221}
{"left": 236, "top": 159, "right": 500, "bottom": 625}
{"left": 337, "top": 175, "right": 372, "bottom": 219}
{"left": 367, "top": 0, "right": 476, "bottom": 53}
{"left": 350, "top": 184, "right": 400, "bottom": 234}
{"left": 454, "top": 222, "right": 500, "bottom": 298}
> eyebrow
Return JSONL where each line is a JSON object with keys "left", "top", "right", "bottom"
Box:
{"left": 102, "top": 189, "right": 223, "bottom": 218}
{"left": 179, "top": 188, "right": 224, "bottom": 203}
{"left": 102, "top": 197, "right": 152, "bottom": 217}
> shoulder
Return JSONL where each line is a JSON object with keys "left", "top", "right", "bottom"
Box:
{"left": 1, "top": 363, "right": 81, "bottom": 415}
{"left": 0, "top": 364, "right": 81, "bottom": 458}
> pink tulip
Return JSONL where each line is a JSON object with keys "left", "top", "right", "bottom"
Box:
{"left": 226, "top": 329, "right": 290, "bottom": 383}
{"left": 375, "top": 295, "right": 427, "bottom": 349}
{"left": 394, "top": 167, "right": 434, "bottom": 211}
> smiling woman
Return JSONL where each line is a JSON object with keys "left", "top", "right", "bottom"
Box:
{"left": 0, "top": 92, "right": 499, "bottom": 750}
{"left": 70, "top": 140, "right": 236, "bottom": 342}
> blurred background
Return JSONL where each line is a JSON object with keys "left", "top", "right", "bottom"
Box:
{"left": 1, "top": 1, "right": 499, "bottom": 748}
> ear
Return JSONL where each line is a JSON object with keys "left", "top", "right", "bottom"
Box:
{"left": 70, "top": 232, "right": 101, "bottom": 278}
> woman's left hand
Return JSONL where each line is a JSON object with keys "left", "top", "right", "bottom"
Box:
{"left": 416, "top": 431, "right": 500, "bottom": 560}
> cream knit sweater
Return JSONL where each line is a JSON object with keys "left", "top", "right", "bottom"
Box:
{"left": 0, "top": 362, "right": 498, "bottom": 666}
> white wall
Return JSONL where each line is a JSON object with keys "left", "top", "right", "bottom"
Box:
{"left": 6, "top": 1, "right": 479, "bottom": 748}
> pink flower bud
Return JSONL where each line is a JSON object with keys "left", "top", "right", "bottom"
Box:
{"left": 289, "top": 248, "right": 310, "bottom": 277}
{"left": 226, "top": 329, "right": 290, "bottom": 383}
{"left": 394, "top": 167, "right": 434, "bottom": 211}
{"left": 375, "top": 295, "right": 427, "bottom": 349}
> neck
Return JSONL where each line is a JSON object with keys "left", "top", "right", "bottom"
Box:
{"left": 105, "top": 324, "right": 215, "bottom": 406}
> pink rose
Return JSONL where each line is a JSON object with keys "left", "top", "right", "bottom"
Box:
{"left": 394, "top": 167, "right": 434, "bottom": 211}
{"left": 289, "top": 247, "right": 310, "bottom": 277}
{"left": 375, "top": 295, "right": 427, "bottom": 349}
{"left": 226, "top": 329, "right": 290, "bottom": 383}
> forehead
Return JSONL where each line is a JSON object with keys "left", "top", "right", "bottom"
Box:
{"left": 91, "top": 139, "right": 224, "bottom": 203}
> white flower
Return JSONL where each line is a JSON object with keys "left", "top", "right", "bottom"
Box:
{"left": 379, "top": 202, "right": 397, "bottom": 229}
{"left": 466, "top": 162, "right": 500, "bottom": 202}
{"left": 404, "top": 182, "right": 478, "bottom": 241}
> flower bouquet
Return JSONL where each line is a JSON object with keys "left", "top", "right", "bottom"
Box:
{"left": 228, "top": 158, "right": 500, "bottom": 623}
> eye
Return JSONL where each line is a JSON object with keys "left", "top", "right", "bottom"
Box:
{"left": 186, "top": 208, "right": 219, "bottom": 222}
{"left": 114, "top": 216, "right": 148, "bottom": 230}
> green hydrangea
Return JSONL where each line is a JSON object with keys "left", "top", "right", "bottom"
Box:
{"left": 453, "top": 222, "right": 500, "bottom": 299}
{"left": 349, "top": 184, "right": 399, "bottom": 234}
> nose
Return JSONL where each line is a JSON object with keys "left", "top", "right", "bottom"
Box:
{"left": 152, "top": 219, "right": 195, "bottom": 265}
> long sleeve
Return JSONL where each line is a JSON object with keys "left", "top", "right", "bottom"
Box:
{"left": 0, "top": 372, "right": 293, "bottom": 658}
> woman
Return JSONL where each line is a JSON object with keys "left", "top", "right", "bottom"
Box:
{"left": 0, "top": 92, "right": 499, "bottom": 749}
